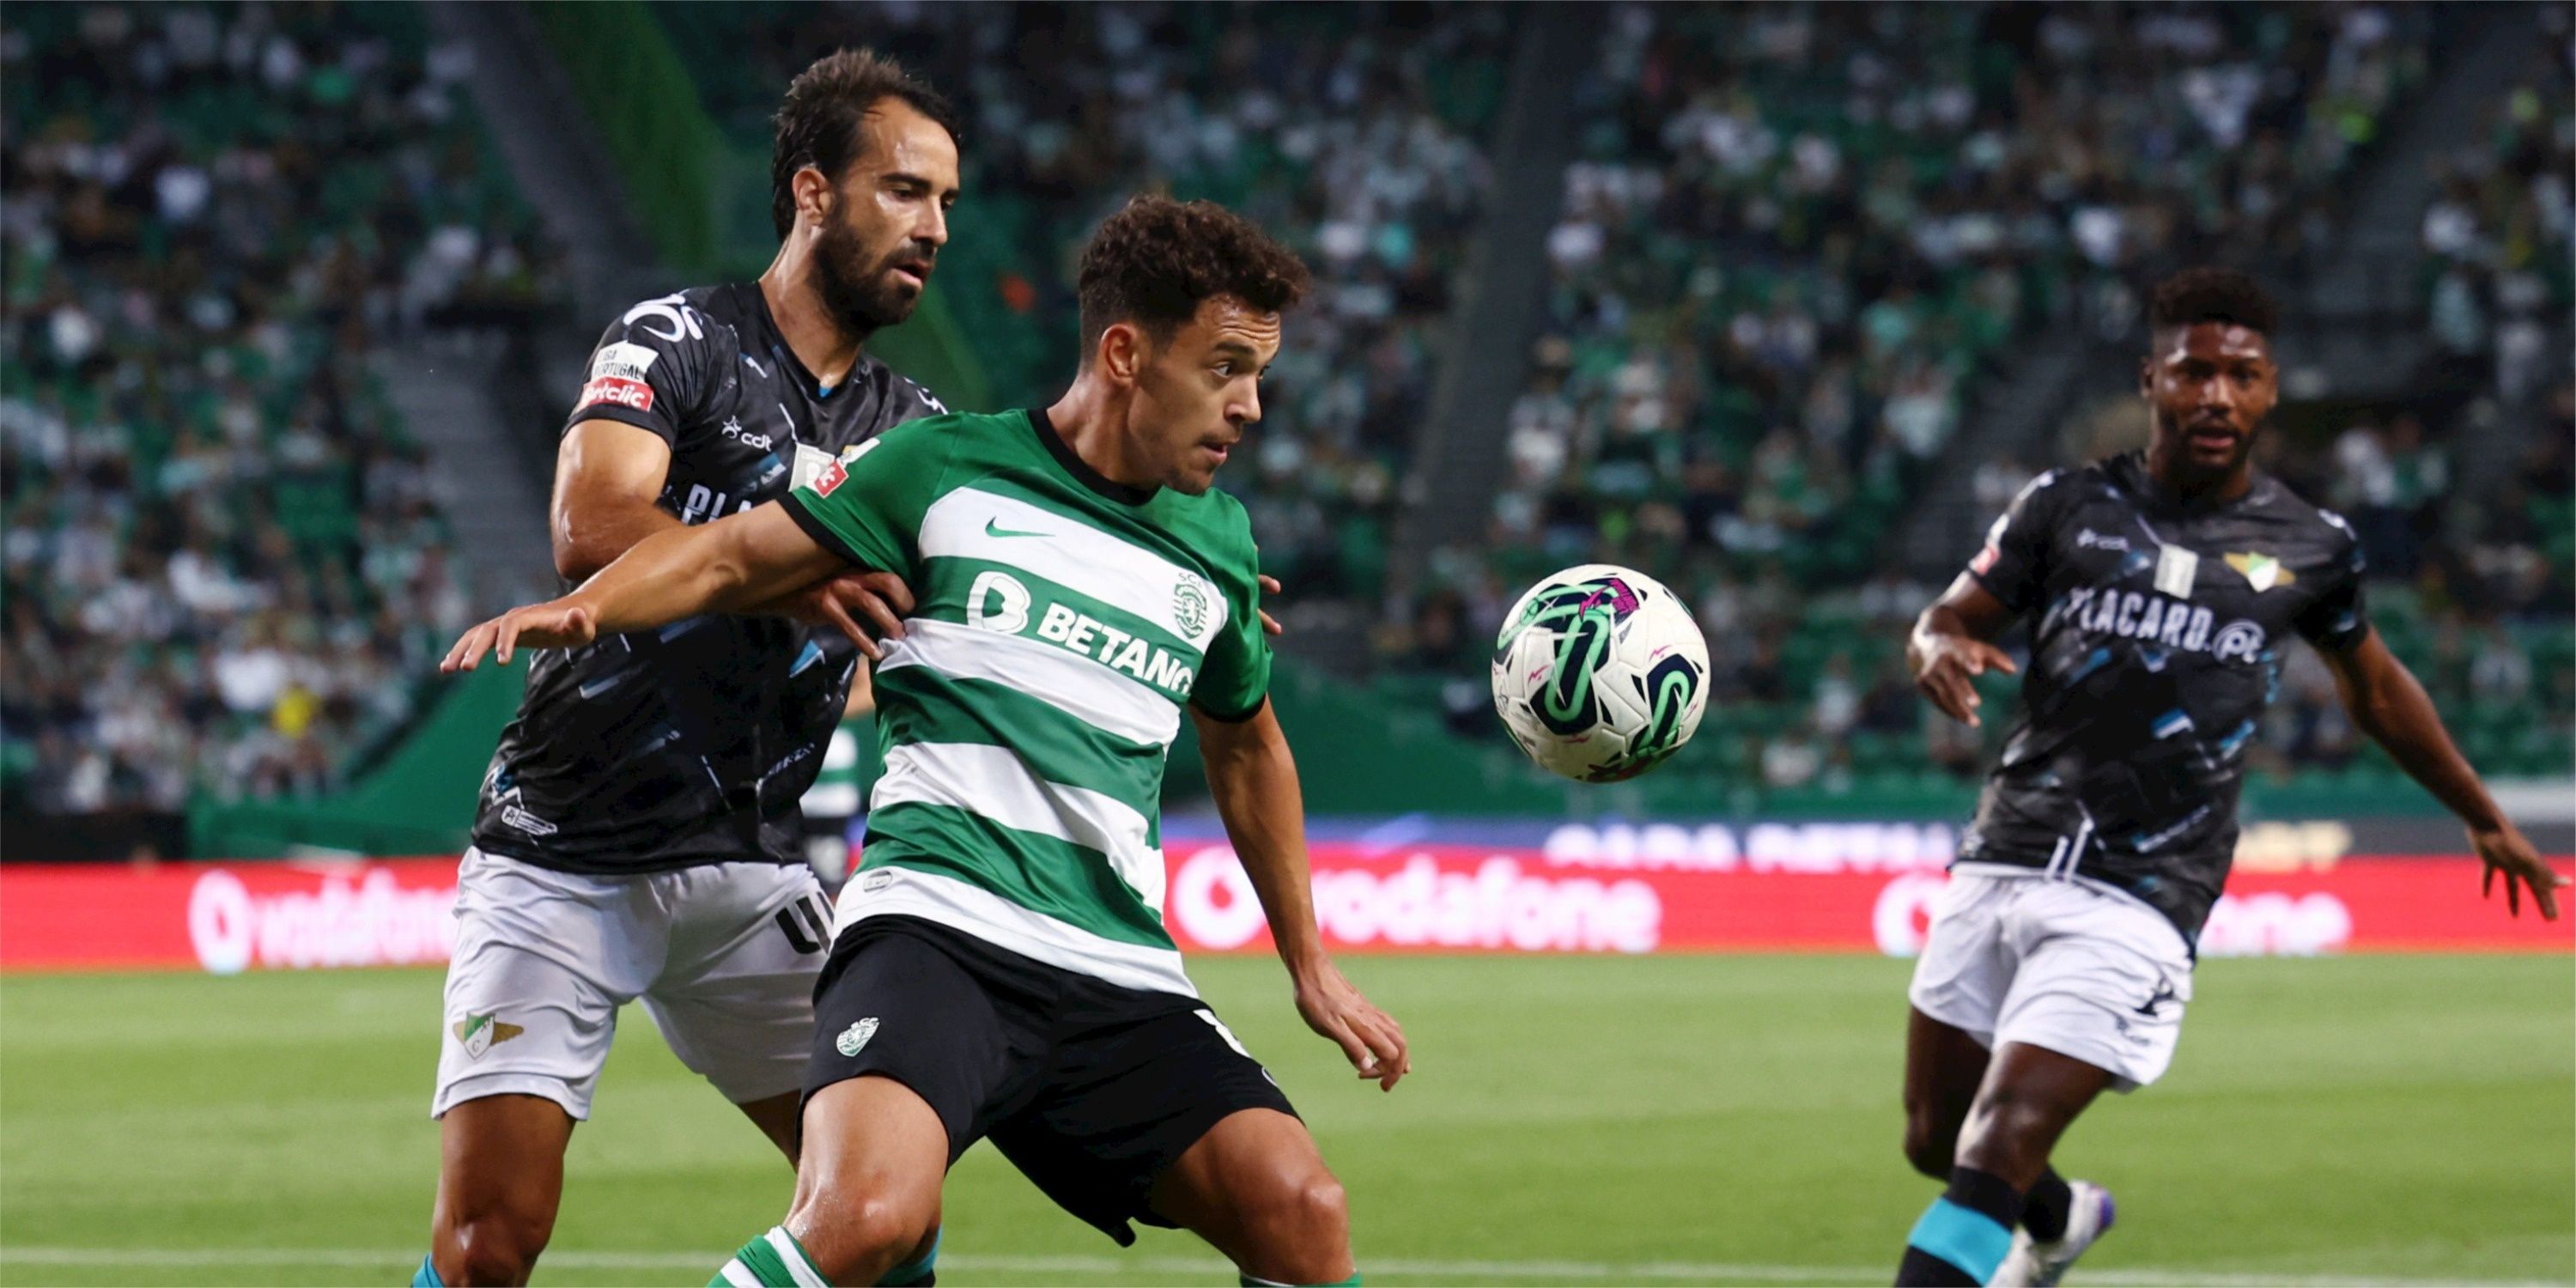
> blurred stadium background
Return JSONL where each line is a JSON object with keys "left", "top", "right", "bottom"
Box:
{"left": 2, "top": 2, "right": 2569, "bottom": 1284}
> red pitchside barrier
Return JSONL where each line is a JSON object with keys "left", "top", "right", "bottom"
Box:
{"left": 0, "top": 848, "right": 2568, "bottom": 974}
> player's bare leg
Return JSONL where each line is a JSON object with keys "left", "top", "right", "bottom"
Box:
{"left": 1149, "top": 1108, "right": 1356, "bottom": 1286}
{"left": 738, "top": 1091, "right": 804, "bottom": 1163}
{"left": 1893, "top": 1042, "right": 2111, "bottom": 1285}
{"left": 1955, "top": 1043, "right": 2111, "bottom": 1188}
{"left": 428, "top": 1094, "right": 574, "bottom": 1286}
{"left": 712, "top": 1076, "right": 947, "bottom": 1286}
{"left": 1900, "top": 1008, "right": 1990, "bottom": 1180}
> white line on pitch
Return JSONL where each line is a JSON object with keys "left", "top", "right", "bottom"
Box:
{"left": 0, "top": 1246, "right": 2551, "bottom": 1286}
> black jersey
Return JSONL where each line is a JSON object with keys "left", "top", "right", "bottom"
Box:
{"left": 471, "top": 283, "right": 945, "bottom": 874}
{"left": 1957, "top": 452, "right": 2371, "bottom": 942}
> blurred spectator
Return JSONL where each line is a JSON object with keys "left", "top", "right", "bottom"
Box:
{"left": 1, "top": 3, "right": 556, "bottom": 817}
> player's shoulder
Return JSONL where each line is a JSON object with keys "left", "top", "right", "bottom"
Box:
{"left": 589, "top": 284, "right": 744, "bottom": 362}
{"left": 851, "top": 353, "right": 951, "bottom": 423}
{"left": 1157, "top": 486, "right": 1260, "bottom": 580}
{"left": 2249, "top": 471, "right": 2364, "bottom": 555}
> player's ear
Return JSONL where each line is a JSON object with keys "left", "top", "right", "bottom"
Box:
{"left": 793, "top": 165, "right": 835, "bottom": 231}
{"left": 2136, "top": 354, "right": 2154, "bottom": 400}
{"left": 1100, "top": 322, "right": 1145, "bottom": 386}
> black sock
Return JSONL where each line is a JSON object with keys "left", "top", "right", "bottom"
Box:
{"left": 2021, "top": 1169, "right": 2072, "bottom": 1242}
{"left": 1894, "top": 1166, "right": 2025, "bottom": 1286}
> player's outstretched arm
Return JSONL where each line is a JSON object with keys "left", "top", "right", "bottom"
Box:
{"left": 441, "top": 502, "right": 850, "bottom": 671}
{"left": 1908, "top": 574, "right": 2020, "bottom": 727}
{"left": 1194, "top": 701, "right": 1411, "bottom": 1091}
{"left": 2319, "top": 628, "right": 2567, "bottom": 920}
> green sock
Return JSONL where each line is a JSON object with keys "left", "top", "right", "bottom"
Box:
{"left": 713, "top": 1226, "right": 825, "bottom": 1288}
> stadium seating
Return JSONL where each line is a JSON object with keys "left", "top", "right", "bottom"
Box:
{"left": 647, "top": 1, "right": 1507, "bottom": 607}
{"left": 0, "top": 3, "right": 556, "bottom": 823}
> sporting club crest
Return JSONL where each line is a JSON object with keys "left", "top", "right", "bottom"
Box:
{"left": 835, "top": 1018, "right": 880, "bottom": 1057}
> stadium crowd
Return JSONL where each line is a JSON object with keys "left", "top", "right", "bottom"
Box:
{"left": 1366, "top": 2, "right": 2572, "bottom": 800}
{"left": 1, "top": 3, "right": 554, "bottom": 818}
{"left": 661, "top": 1, "right": 1504, "bottom": 608}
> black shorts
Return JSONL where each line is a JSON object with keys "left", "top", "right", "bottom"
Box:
{"left": 805, "top": 915, "right": 1297, "bottom": 1244}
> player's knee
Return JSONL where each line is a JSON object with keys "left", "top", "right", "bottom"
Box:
{"left": 1900, "top": 1117, "right": 1956, "bottom": 1180}
{"left": 1959, "top": 1086, "right": 2063, "bottom": 1175}
{"left": 443, "top": 1206, "right": 553, "bottom": 1286}
{"left": 1242, "top": 1172, "right": 1352, "bottom": 1283}
{"left": 789, "top": 1191, "right": 933, "bottom": 1285}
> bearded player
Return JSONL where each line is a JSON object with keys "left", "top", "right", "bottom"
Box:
{"left": 443, "top": 196, "right": 1406, "bottom": 1288}
{"left": 416, "top": 51, "right": 959, "bottom": 1287}
{"left": 1893, "top": 268, "right": 2567, "bottom": 1287}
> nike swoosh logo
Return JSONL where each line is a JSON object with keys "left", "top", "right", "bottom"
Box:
{"left": 985, "top": 518, "right": 1048, "bottom": 538}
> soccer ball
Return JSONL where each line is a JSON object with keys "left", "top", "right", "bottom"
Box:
{"left": 1491, "top": 563, "right": 1710, "bottom": 783}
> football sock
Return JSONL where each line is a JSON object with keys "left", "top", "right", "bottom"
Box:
{"left": 879, "top": 1228, "right": 939, "bottom": 1286}
{"left": 411, "top": 1255, "right": 443, "bottom": 1287}
{"left": 2021, "top": 1169, "right": 2073, "bottom": 1242}
{"left": 1237, "top": 1274, "right": 1362, "bottom": 1286}
{"left": 713, "top": 1226, "right": 827, "bottom": 1288}
{"left": 1895, "top": 1165, "right": 2024, "bottom": 1286}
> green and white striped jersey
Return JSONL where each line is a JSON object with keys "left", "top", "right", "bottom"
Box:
{"left": 778, "top": 408, "right": 1270, "bottom": 998}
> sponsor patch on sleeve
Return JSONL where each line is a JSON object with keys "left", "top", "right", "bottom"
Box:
{"left": 589, "top": 341, "right": 659, "bottom": 382}
{"left": 811, "top": 459, "right": 848, "bottom": 497}
{"left": 1970, "top": 544, "right": 1999, "bottom": 575}
{"left": 577, "top": 375, "right": 654, "bottom": 413}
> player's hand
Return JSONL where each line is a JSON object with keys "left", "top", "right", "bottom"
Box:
{"left": 1911, "top": 632, "right": 2018, "bottom": 727}
{"left": 1258, "top": 574, "right": 1284, "bottom": 637}
{"left": 1291, "top": 958, "right": 1409, "bottom": 1091}
{"left": 781, "top": 570, "right": 915, "bottom": 661}
{"left": 2472, "top": 821, "right": 2566, "bottom": 920}
{"left": 440, "top": 600, "right": 598, "bottom": 671}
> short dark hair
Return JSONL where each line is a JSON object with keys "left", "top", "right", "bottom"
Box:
{"left": 771, "top": 49, "right": 957, "bottom": 240}
{"left": 1077, "top": 195, "right": 1312, "bottom": 355}
{"left": 2148, "top": 267, "right": 2279, "bottom": 337}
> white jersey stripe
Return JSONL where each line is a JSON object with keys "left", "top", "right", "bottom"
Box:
{"left": 762, "top": 1230, "right": 826, "bottom": 1288}
{"left": 832, "top": 866, "right": 1196, "bottom": 998}
{"left": 871, "top": 742, "right": 1165, "bottom": 914}
{"left": 718, "top": 1260, "right": 762, "bottom": 1288}
{"left": 920, "top": 488, "right": 1227, "bottom": 651}
{"left": 877, "top": 618, "right": 1180, "bottom": 748}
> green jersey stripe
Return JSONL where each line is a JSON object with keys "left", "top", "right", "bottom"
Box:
{"left": 876, "top": 618, "right": 1180, "bottom": 747}
{"left": 871, "top": 739, "right": 1165, "bottom": 930}
{"left": 875, "top": 666, "right": 1165, "bottom": 817}
{"left": 831, "top": 864, "right": 1196, "bottom": 998}
{"left": 920, "top": 487, "right": 1229, "bottom": 653}
{"left": 863, "top": 798, "right": 1169, "bottom": 947}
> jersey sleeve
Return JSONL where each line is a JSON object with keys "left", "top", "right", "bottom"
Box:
{"left": 1188, "top": 506, "right": 1273, "bottom": 722}
{"left": 775, "top": 419, "right": 956, "bottom": 580}
{"left": 562, "top": 295, "right": 724, "bottom": 445}
{"left": 2293, "top": 512, "right": 2372, "bottom": 653}
{"left": 1965, "top": 469, "right": 2069, "bottom": 616}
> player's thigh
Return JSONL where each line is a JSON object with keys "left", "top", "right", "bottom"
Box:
{"left": 992, "top": 1005, "right": 1304, "bottom": 1249}
{"left": 433, "top": 1092, "right": 577, "bottom": 1238}
{"left": 1996, "top": 884, "right": 2195, "bottom": 1093}
{"left": 1148, "top": 1108, "right": 1352, "bottom": 1276}
{"left": 645, "top": 862, "right": 834, "bottom": 1109}
{"left": 1905, "top": 872, "right": 2018, "bottom": 1048}
{"left": 434, "top": 848, "right": 653, "bottom": 1121}
{"left": 786, "top": 1075, "right": 951, "bottom": 1273}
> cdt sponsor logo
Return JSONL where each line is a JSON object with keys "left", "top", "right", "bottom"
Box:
{"left": 1170, "top": 847, "right": 1661, "bottom": 953}
{"left": 186, "top": 867, "right": 459, "bottom": 975}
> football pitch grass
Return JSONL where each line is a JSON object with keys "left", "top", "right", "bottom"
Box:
{"left": 3, "top": 955, "right": 2568, "bottom": 1286}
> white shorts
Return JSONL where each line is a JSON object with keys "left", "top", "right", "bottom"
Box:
{"left": 1907, "top": 868, "right": 2196, "bottom": 1091}
{"left": 432, "top": 848, "right": 833, "bottom": 1120}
